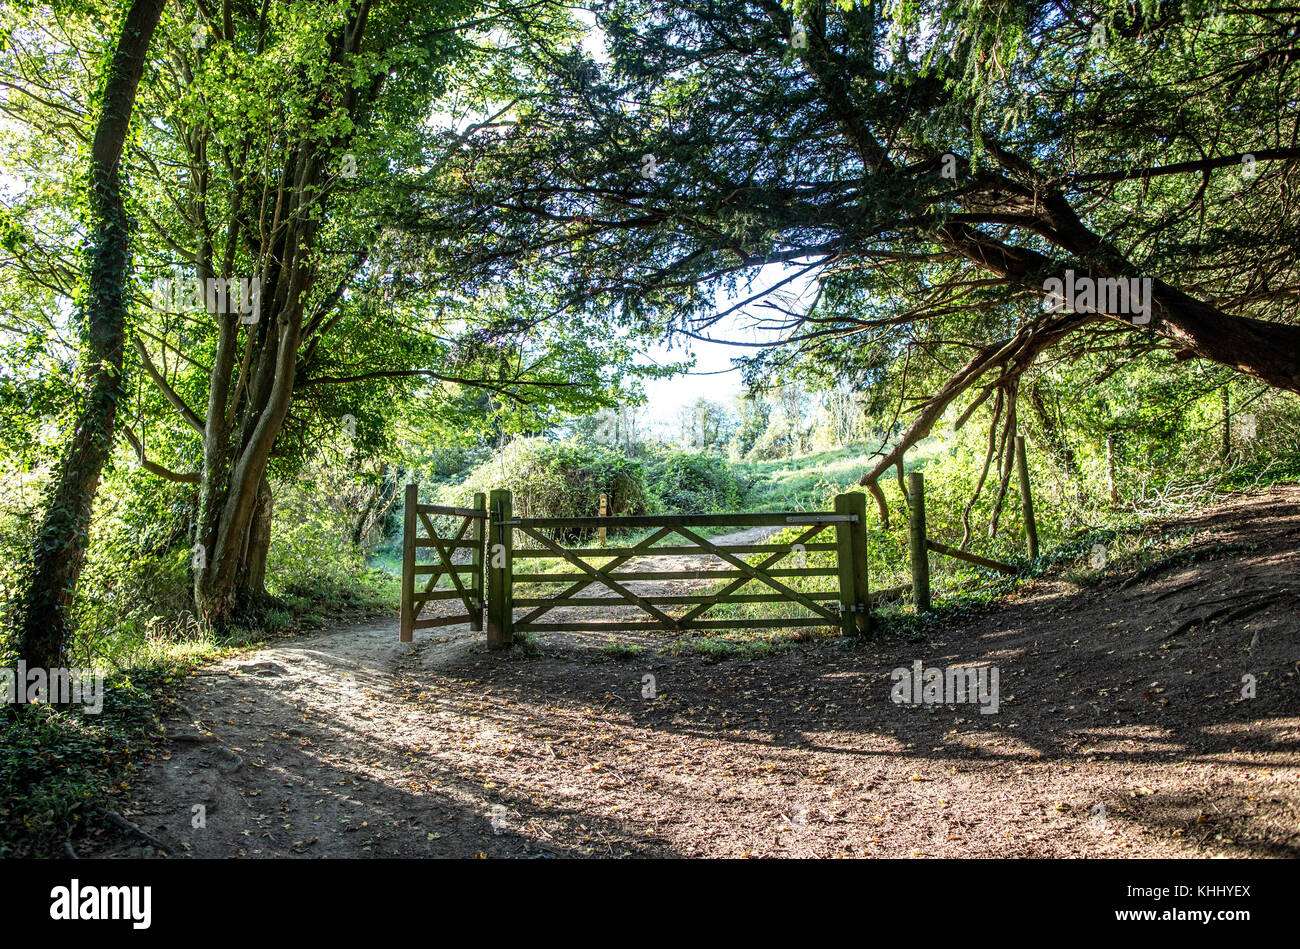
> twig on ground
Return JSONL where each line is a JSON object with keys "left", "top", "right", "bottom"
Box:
{"left": 101, "top": 809, "right": 173, "bottom": 854}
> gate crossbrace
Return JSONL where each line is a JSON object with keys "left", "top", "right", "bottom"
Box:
{"left": 427, "top": 521, "right": 475, "bottom": 615}
{"left": 676, "top": 524, "right": 830, "bottom": 623}
{"left": 672, "top": 525, "right": 839, "bottom": 622}
{"left": 414, "top": 511, "right": 474, "bottom": 613}
{"left": 517, "top": 526, "right": 674, "bottom": 626}
{"left": 515, "top": 525, "right": 679, "bottom": 629}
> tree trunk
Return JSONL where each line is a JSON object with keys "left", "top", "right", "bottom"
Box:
{"left": 350, "top": 469, "right": 401, "bottom": 553}
{"left": 193, "top": 271, "right": 307, "bottom": 627}
{"left": 351, "top": 486, "right": 379, "bottom": 550}
{"left": 1027, "top": 383, "right": 1079, "bottom": 481}
{"left": 1106, "top": 436, "right": 1119, "bottom": 507}
{"left": 945, "top": 194, "right": 1300, "bottom": 397}
{"left": 244, "top": 475, "right": 273, "bottom": 598}
{"left": 190, "top": 2, "right": 374, "bottom": 629}
{"left": 13, "top": 0, "right": 167, "bottom": 671}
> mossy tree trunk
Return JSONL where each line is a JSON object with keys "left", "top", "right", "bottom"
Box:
{"left": 15, "top": 0, "right": 168, "bottom": 670}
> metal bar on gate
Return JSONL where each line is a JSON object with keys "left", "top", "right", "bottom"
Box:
{"left": 493, "top": 512, "right": 848, "bottom": 529}
{"left": 510, "top": 542, "right": 839, "bottom": 559}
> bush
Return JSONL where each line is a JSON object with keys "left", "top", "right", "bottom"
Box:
{"left": 70, "top": 464, "right": 196, "bottom": 665}
{"left": 645, "top": 450, "right": 749, "bottom": 514}
{"left": 452, "top": 437, "right": 647, "bottom": 535}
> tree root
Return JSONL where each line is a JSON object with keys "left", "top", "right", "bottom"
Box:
{"left": 1162, "top": 598, "right": 1279, "bottom": 642}
{"left": 101, "top": 809, "right": 172, "bottom": 854}
{"left": 1118, "top": 542, "right": 1252, "bottom": 590}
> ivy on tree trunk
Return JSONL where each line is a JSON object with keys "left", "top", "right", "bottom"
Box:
{"left": 14, "top": 0, "right": 168, "bottom": 671}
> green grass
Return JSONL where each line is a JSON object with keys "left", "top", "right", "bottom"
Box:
{"left": 507, "top": 628, "right": 543, "bottom": 657}
{"left": 732, "top": 438, "right": 946, "bottom": 513}
{"left": 663, "top": 628, "right": 828, "bottom": 660}
{"left": 599, "top": 642, "right": 644, "bottom": 660}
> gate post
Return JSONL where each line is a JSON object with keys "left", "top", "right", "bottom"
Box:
{"left": 486, "top": 488, "right": 514, "bottom": 648}
{"left": 400, "top": 482, "right": 417, "bottom": 642}
{"left": 907, "top": 471, "right": 931, "bottom": 613}
{"left": 845, "top": 492, "right": 871, "bottom": 636}
{"left": 471, "top": 491, "right": 486, "bottom": 632}
{"left": 834, "top": 493, "right": 869, "bottom": 637}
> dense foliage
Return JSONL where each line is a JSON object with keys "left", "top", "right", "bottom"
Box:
{"left": 1, "top": 0, "right": 1297, "bottom": 859}
{"left": 0, "top": 4, "right": 1293, "bottom": 672}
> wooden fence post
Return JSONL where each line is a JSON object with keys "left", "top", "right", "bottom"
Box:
{"left": 470, "top": 491, "right": 486, "bottom": 632}
{"left": 833, "top": 494, "right": 863, "bottom": 636}
{"left": 400, "top": 482, "right": 417, "bottom": 642}
{"left": 1014, "top": 435, "right": 1039, "bottom": 559}
{"left": 598, "top": 492, "right": 607, "bottom": 547}
{"left": 834, "top": 492, "right": 871, "bottom": 636}
{"left": 907, "top": 471, "right": 931, "bottom": 613}
{"left": 486, "top": 488, "right": 513, "bottom": 648}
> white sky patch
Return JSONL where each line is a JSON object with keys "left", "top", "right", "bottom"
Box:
{"left": 571, "top": 5, "right": 609, "bottom": 62}
{"left": 639, "top": 264, "right": 820, "bottom": 434}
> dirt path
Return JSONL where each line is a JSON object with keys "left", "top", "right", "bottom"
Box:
{"left": 90, "top": 502, "right": 1300, "bottom": 858}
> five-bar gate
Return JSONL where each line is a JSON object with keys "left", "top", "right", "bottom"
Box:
{"left": 399, "top": 486, "right": 487, "bottom": 642}
{"left": 400, "top": 487, "right": 871, "bottom": 646}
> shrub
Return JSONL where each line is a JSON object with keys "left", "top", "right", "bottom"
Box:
{"left": 645, "top": 450, "right": 749, "bottom": 514}
{"left": 452, "top": 437, "right": 647, "bottom": 535}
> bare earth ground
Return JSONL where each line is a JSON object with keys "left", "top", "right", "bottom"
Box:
{"left": 90, "top": 488, "right": 1299, "bottom": 858}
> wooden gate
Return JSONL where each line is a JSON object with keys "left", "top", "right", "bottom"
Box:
{"left": 399, "top": 486, "right": 487, "bottom": 642}
{"left": 482, "top": 489, "right": 870, "bottom": 648}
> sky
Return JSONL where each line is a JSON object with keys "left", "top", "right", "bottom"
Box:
{"left": 636, "top": 265, "right": 818, "bottom": 437}
{"left": 569, "top": 9, "right": 822, "bottom": 437}
{"left": 637, "top": 323, "right": 753, "bottom": 436}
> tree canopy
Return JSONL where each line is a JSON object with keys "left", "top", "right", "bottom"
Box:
{"left": 417, "top": 0, "right": 1300, "bottom": 519}
{"left": 2, "top": 0, "right": 1297, "bottom": 645}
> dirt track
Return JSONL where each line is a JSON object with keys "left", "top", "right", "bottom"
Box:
{"left": 91, "top": 491, "right": 1300, "bottom": 858}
